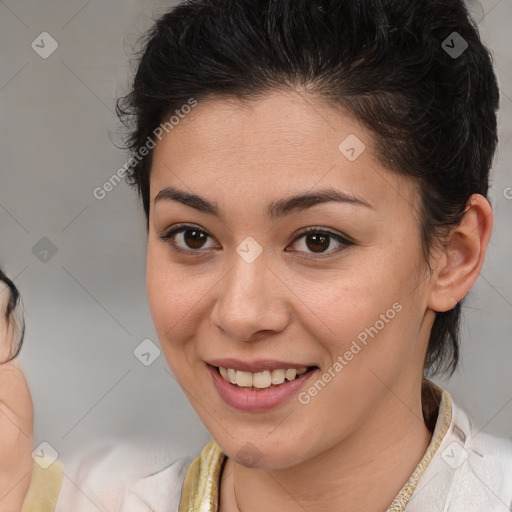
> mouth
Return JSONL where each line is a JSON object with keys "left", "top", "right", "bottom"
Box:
{"left": 212, "top": 364, "right": 318, "bottom": 391}
{"left": 206, "top": 361, "right": 319, "bottom": 412}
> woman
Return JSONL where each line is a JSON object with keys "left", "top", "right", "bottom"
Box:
{"left": 31, "top": 0, "right": 512, "bottom": 510}
{"left": 0, "top": 269, "right": 34, "bottom": 512}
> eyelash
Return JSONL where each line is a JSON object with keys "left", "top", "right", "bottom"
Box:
{"left": 158, "top": 223, "right": 354, "bottom": 260}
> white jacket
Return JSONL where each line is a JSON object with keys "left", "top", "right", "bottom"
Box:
{"left": 53, "top": 382, "right": 512, "bottom": 512}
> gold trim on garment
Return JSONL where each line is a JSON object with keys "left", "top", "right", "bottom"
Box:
{"left": 179, "top": 437, "right": 227, "bottom": 512}
{"left": 386, "top": 380, "right": 452, "bottom": 511}
{"left": 21, "top": 458, "right": 65, "bottom": 512}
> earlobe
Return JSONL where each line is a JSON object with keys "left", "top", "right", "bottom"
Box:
{"left": 427, "top": 194, "right": 493, "bottom": 313}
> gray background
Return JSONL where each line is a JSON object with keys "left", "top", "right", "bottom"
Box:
{"left": 0, "top": 0, "right": 510, "bottom": 464}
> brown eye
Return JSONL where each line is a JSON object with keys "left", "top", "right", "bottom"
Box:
{"left": 304, "top": 233, "right": 330, "bottom": 253}
{"left": 183, "top": 229, "right": 208, "bottom": 249}
{"left": 287, "top": 227, "right": 353, "bottom": 258}
{"left": 158, "top": 224, "right": 219, "bottom": 253}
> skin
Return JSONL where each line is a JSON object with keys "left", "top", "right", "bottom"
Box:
{"left": 0, "top": 287, "right": 34, "bottom": 512}
{"left": 146, "top": 89, "right": 493, "bottom": 512}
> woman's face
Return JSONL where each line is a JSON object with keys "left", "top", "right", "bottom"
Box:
{"left": 146, "top": 90, "right": 436, "bottom": 469}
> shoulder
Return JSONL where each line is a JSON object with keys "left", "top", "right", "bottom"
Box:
{"left": 55, "top": 440, "right": 193, "bottom": 512}
{"left": 411, "top": 390, "right": 512, "bottom": 511}
{"left": 452, "top": 398, "right": 512, "bottom": 470}
{"left": 455, "top": 402, "right": 512, "bottom": 507}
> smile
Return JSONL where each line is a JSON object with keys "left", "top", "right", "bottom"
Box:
{"left": 207, "top": 363, "right": 318, "bottom": 412}
{"left": 217, "top": 366, "right": 310, "bottom": 390}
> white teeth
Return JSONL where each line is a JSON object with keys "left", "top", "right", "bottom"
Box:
{"left": 218, "top": 366, "right": 309, "bottom": 389}
{"left": 253, "top": 371, "right": 272, "bottom": 388}
{"left": 271, "top": 369, "right": 286, "bottom": 385}
{"left": 227, "top": 368, "right": 237, "bottom": 384}
{"left": 236, "top": 371, "right": 253, "bottom": 388}
{"left": 285, "top": 369, "right": 297, "bottom": 381}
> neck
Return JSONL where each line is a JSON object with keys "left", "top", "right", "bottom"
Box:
{"left": 220, "top": 378, "right": 433, "bottom": 512}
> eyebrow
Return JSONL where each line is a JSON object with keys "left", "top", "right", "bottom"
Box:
{"left": 154, "top": 186, "right": 372, "bottom": 219}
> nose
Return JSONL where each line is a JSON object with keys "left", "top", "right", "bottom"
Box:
{"left": 210, "top": 250, "right": 290, "bottom": 343}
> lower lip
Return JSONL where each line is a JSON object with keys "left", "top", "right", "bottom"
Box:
{"left": 207, "top": 364, "right": 317, "bottom": 412}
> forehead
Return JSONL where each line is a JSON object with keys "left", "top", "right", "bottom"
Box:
{"left": 149, "top": 90, "right": 418, "bottom": 215}
{"left": 154, "top": 90, "right": 364, "bottom": 160}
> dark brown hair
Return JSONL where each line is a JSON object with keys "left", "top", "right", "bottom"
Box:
{"left": 0, "top": 268, "right": 24, "bottom": 363}
{"left": 116, "top": 0, "right": 500, "bottom": 376}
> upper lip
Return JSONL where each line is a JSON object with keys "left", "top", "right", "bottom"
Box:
{"left": 206, "top": 358, "right": 316, "bottom": 373}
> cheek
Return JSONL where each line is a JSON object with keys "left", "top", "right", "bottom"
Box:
{"left": 299, "top": 251, "right": 418, "bottom": 372}
{"left": 294, "top": 286, "right": 410, "bottom": 440}
{"left": 146, "top": 262, "right": 196, "bottom": 383}
{"left": 145, "top": 242, "right": 217, "bottom": 357}
{"left": 146, "top": 243, "right": 191, "bottom": 344}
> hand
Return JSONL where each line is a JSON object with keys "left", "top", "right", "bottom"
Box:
{"left": 0, "top": 362, "right": 34, "bottom": 512}
{"left": 0, "top": 276, "right": 34, "bottom": 512}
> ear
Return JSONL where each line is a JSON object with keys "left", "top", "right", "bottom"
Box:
{"left": 427, "top": 194, "right": 493, "bottom": 313}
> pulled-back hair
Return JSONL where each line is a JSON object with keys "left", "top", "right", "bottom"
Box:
{"left": 0, "top": 269, "right": 24, "bottom": 363}
{"left": 116, "top": 0, "right": 500, "bottom": 376}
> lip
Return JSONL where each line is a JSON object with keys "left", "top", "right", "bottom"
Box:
{"left": 206, "top": 358, "right": 314, "bottom": 373}
{"left": 207, "top": 363, "right": 318, "bottom": 412}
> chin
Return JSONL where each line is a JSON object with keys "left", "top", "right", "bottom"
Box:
{"left": 212, "top": 429, "right": 315, "bottom": 470}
